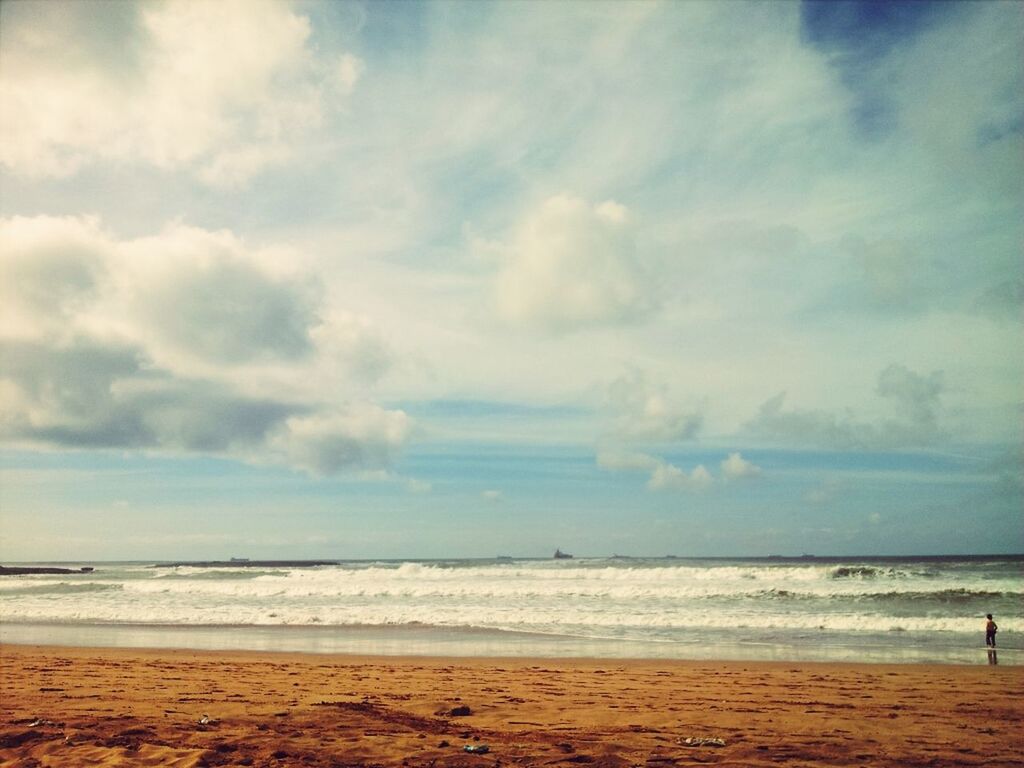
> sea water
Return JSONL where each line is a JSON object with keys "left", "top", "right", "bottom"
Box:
{"left": 1, "top": 556, "right": 1020, "bottom": 664}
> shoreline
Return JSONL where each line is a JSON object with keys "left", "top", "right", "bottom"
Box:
{"left": 2, "top": 643, "right": 1021, "bottom": 767}
{"left": 2, "top": 620, "right": 1018, "bottom": 666}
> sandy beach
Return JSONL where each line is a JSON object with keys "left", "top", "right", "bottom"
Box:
{"left": 1, "top": 644, "right": 1021, "bottom": 767}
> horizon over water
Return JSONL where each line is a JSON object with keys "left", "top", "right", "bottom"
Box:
{"left": 1, "top": 554, "right": 1021, "bottom": 665}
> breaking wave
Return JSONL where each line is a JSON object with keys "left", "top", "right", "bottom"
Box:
{"left": 1, "top": 558, "right": 1019, "bottom": 644}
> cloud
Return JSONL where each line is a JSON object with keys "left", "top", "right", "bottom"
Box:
{"left": 1, "top": 216, "right": 328, "bottom": 370}
{"left": 0, "top": 0, "right": 355, "bottom": 186}
{"left": 495, "top": 196, "right": 660, "bottom": 332}
{"left": 2, "top": 1, "right": 1020, "bottom": 485}
{"left": 270, "top": 406, "right": 410, "bottom": 476}
{"left": 875, "top": 363, "right": 943, "bottom": 433}
{"left": 596, "top": 368, "right": 718, "bottom": 493}
{"left": 134, "top": 380, "right": 296, "bottom": 454}
{"left": 750, "top": 393, "right": 870, "bottom": 449}
{"left": 0, "top": 215, "right": 407, "bottom": 474}
{"left": 720, "top": 452, "right": 762, "bottom": 480}
{"left": 648, "top": 462, "right": 713, "bottom": 492}
{"left": 0, "top": 337, "right": 291, "bottom": 452}
{"left": 0, "top": 214, "right": 395, "bottom": 382}
{"left": 335, "top": 53, "right": 365, "bottom": 94}
{"left": 194, "top": 144, "right": 294, "bottom": 191}
{"left": 747, "top": 364, "right": 946, "bottom": 449}
{"left": 892, "top": 3, "right": 1023, "bottom": 197}
{"left": 800, "top": 1, "right": 951, "bottom": 138}
{"left": 0, "top": 215, "right": 109, "bottom": 337}
{"left": 605, "top": 370, "right": 702, "bottom": 442}
{"left": 0, "top": 338, "right": 152, "bottom": 448}
{"left": 309, "top": 311, "right": 392, "bottom": 387}
{"left": 121, "top": 224, "right": 320, "bottom": 366}
{"left": 597, "top": 449, "right": 723, "bottom": 494}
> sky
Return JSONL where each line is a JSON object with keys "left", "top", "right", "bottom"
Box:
{"left": 0, "top": 0, "right": 1021, "bottom": 561}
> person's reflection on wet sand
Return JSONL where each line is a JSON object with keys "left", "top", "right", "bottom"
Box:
{"left": 987, "top": 648, "right": 998, "bottom": 665}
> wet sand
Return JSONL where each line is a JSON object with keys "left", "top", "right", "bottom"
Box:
{"left": 1, "top": 644, "right": 1021, "bottom": 767}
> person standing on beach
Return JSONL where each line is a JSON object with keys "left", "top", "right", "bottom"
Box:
{"left": 985, "top": 614, "right": 998, "bottom": 647}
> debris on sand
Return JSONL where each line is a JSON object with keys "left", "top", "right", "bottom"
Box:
{"left": 679, "top": 736, "right": 725, "bottom": 747}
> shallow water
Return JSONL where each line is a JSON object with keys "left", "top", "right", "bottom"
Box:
{"left": 1, "top": 556, "right": 1020, "bottom": 664}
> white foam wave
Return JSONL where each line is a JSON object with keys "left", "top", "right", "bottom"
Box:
{"left": 0, "top": 594, "right": 998, "bottom": 634}
{"left": 113, "top": 563, "right": 1021, "bottom": 602}
{"left": 2, "top": 560, "right": 1019, "bottom": 641}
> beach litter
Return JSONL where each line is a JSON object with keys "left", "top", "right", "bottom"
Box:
{"left": 464, "top": 744, "right": 490, "bottom": 754}
{"left": 679, "top": 736, "right": 726, "bottom": 747}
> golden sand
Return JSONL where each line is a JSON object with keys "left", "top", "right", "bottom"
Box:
{"left": 1, "top": 644, "right": 1021, "bottom": 767}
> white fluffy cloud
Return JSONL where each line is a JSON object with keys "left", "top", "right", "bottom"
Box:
{"left": 597, "top": 449, "right": 751, "bottom": 494}
{"left": 595, "top": 368, "right": 725, "bottom": 493}
{"left": 495, "top": 196, "right": 660, "bottom": 332}
{"left": 0, "top": 0, "right": 358, "bottom": 187}
{"left": 0, "top": 215, "right": 405, "bottom": 474}
{"left": 720, "top": 452, "right": 762, "bottom": 480}
{"left": 1, "top": 216, "right": 327, "bottom": 370}
{"left": 648, "top": 462, "right": 713, "bottom": 492}
{"left": 309, "top": 311, "right": 392, "bottom": 388}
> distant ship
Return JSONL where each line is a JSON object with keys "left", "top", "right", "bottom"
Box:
{"left": 553, "top": 549, "right": 573, "bottom": 559}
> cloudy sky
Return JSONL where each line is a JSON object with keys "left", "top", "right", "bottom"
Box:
{"left": 1, "top": 0, "right": 1021, "bottom": 561}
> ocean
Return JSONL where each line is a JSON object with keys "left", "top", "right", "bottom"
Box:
{"left": 1, "top": 556, "right": 1020, "bottom": 665}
